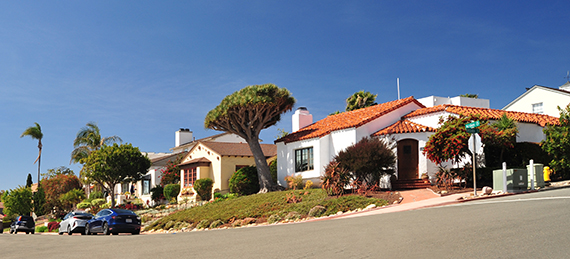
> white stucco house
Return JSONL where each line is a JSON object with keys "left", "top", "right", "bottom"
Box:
{"left": 503, "top": 81, "right": 570, "bottom": 117}
{"left": 275, "top": 96, "right": 559, "bottom": 187}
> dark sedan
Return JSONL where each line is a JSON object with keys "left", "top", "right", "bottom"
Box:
{"left": 85, "top": 209, "right": 141, "bottom": 235}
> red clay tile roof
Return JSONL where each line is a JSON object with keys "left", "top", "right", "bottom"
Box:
{"left": 403, "top": 104, "right": 559, "bottom": 127}
{"left": 373, "top": 120, "right": 437, "bottom": 136}
{"left": 276, "top": 96, "right": 425, "bottom": 144}
{"left": 200, "top": 141, "right": 277, "bottom": 157}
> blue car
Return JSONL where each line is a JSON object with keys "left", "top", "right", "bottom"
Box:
{"left": 85, "top": 209, "right": 141, "bottom": 235}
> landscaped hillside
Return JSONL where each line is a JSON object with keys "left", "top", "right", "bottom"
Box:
{"left": 145, "top": 189, "right": 395, "bottom": 231}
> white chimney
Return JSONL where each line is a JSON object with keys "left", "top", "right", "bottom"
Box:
{"left": 175, "top": 128, "right": 193, "bottom": 147}
{"left": 292, "top": 107, "right": 313, "bottom": 132}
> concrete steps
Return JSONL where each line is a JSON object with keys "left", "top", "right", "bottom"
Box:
{"left": 393, "top": 179, "right": 432, "bottom": 190}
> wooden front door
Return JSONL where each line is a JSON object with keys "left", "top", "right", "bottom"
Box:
{"left": 397, "top": 139, "right": 419, "bottom": 180}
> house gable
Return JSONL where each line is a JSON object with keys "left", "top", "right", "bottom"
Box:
{"left": 503, "top": 85, "right": 570, "bottom": 117}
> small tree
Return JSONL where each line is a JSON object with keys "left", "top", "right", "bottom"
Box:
{"left": 542, "top": 105, "right": 570, "bottom": 179}
{"left": 205, "top": 84, "right": 295, "bottom": 193}
{"left": 334, "top": 137, "right": 396, "bottom": 189}
{"left": 42, "top": 166, "right": 75, "bottom": 180}
{"left": 345, "top": 90, "right": 377, "bottom": 112}
{"left": 59, "top": 189, "right": 86, "bottom": 211}
{"left": 82, "top": 143, "right": 151, "bottom": 207}
{"left": 2, "top": 186, "right": 33, "bottom": 217}
{"left": 163, "top": 184, "right": 180, "bottom": 203}
{"left": 26, "top": 174, "right": 33, "bottom": 188}
{"left": 194, "top": 178, "right": 214, "bottom": 201}
{"left": 33, "top": 185, "right": 46, "bottom": 216}
{"left": 42, "top": 173, "right": 82, "bottom": 214}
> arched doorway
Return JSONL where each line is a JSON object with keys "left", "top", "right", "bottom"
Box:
{"left": 397, "top": 139, "right": 419, "bottom": 180}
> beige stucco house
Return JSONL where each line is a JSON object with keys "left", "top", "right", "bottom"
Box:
{"left": 177, "top": 141, "right": 276, "bottom": 202}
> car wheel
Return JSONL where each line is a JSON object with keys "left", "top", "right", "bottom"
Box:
{"left": 67, "top": 226, "right": 72, "bottom": 235}
{"left": 26, "top": 231, "right": 29, "bottom": 234}
{"left": 102, "top": 223, "right": 110, "bottom": 235}
{"left": 85, "top": 224, "right": 91, "bottom": 235}
{"left": 58, "top": 231, "right": 63, "bottom": 235}
{"left": 132, "top": 230, "right": 140, "bottom": 235}
{"left": 31, "top": 230, "right": 35, "bottom": 234}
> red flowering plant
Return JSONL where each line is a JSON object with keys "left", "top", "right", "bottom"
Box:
{"left": 160, "top": 155, "right": 183, "bottom": 186}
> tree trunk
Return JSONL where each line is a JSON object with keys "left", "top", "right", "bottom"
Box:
{"left": 246, "top": 137, "right": 277, "bottom": 193}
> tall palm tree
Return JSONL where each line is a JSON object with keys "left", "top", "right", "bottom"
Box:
{"left": 21, "top": 122, "right": 43, "bottom": 184}
{"left": 345, "top": 90, "right": 378, "bottom": 112}
{"left": 70, "top": 122, "right": 122, "bottom": 164}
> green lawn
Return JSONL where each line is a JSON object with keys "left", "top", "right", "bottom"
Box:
{"left": 145, "top": 189, "right": 388, "bottom": 231}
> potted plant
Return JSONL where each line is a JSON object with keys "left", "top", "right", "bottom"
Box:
{"left": 421, "top": 173, "right": 430, "bottom": 183}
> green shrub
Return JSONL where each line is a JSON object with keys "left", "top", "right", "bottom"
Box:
{"left": 151, "top": 185, "right": 164, "bottom": 202}
{"left": 89, "top": 191, "right": 104, "bottom": 199}
{"left": 209, "top": 220, "right": 223, "bottom": 229}
{"left": 269, "top": 160, "right": 278, "bottom": 184}
{"left": 163, "top": 184, "right": 180, "bottom": 203}
{"left": 268, "top": 214, "right": 281, "bottom": 224}
{"left": 308, "top": 205, "right": 326, "bottom": 218}
{"left": 196, "top": 219, "right": 210, "bottom": 229}
{"left": 284, "top": 175, "right": 304, "bottom": 190}
{"left": 77, "top": 201, "right": 91, "bottom": 209}
{"left": 164, "top": 220, "right": 176, "bottom": 230}
{"left": 36, "top": 226, "right": 48, "bottom": 232}
{"left": 194, "top": 178, "right": 214, "bottom": 201}
{"left": 229, "top": 166, "right": 259, "bottom": 196}
{"left": 284, "top": 211, "right": 301, "bottom": 221}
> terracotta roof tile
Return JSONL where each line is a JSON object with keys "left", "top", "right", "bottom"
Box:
{"left": 276, "top": 96, "right": 424, "bottom": 143}
{"left": 403, "top": 104, "right": 559, "bottom": 127}
{"left": 374, "top": 120, "right": 437, "bottom": 136}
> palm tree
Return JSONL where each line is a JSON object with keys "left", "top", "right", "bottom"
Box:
{"left": 345, "top": 90, "right": 378, "bottom": 112}
{"left": 21, "top": 122, "right": 43, "bottom": 184}
{"left": 493, "top": 113, "right": 518, "bottom": 163}
{"left": 70, "top": 122, "right": 122, "bottom": 164}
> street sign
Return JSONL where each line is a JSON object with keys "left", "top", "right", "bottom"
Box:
{"left": 465, "top": 121, "right": 480, "bottom": 129}
{"left": 466, "top": 128, "right": 480, "bottom": 134}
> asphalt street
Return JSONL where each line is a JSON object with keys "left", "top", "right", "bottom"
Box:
{"left": 2, "top": 188, "right": 570, "bottom": 259}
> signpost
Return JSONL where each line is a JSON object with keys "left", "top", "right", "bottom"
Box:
{"left": 466, "top": 121, "right": 480, "bottom": 196}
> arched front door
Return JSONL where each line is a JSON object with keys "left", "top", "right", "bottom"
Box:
{"left": 397, "top": 139, "right": 419, "bottom": 180}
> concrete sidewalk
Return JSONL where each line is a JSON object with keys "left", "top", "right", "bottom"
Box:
{"left": 338, "top": 189, "right": 465, "bottom": 219}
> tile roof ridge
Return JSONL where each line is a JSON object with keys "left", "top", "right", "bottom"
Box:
{"left": 276, "top": 96, "right": 421, "bottom": 144}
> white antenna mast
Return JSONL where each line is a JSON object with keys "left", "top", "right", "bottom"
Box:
{"left": 397, "top": 78, "right": 400, "bottom": 100}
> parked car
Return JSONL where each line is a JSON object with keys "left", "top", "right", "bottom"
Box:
{"left": 58, "top": 211, "right": 93, "bottom": 235}
{"left": 85, "top": 209, "right": 141, "bottom": 235}
{"left": 9, "top": 215, "right": 35, "bottom": 234}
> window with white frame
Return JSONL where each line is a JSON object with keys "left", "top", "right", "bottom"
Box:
{"left": 532, "top": 102, "right": 543, "bottom": 114}
{"left": 295, "top": 147, "right": 314, "bottom": 172}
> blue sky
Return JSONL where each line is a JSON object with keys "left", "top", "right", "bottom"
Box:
{"left": 1, "top": 1, "right": 569, "bottom": 191}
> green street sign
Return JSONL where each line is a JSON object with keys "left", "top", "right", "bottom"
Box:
{"left": 466, "top": 121, "right": 480, "bottom": 129}
{"left": 466, "top": 128, "right": 480, "bottom": 134}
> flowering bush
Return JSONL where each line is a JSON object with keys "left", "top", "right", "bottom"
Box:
{"left": 160, "top": 156, "right": 183, "bottom": 186}
{"left": 48, "top": 221, "right": 60, "bottom": 232}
